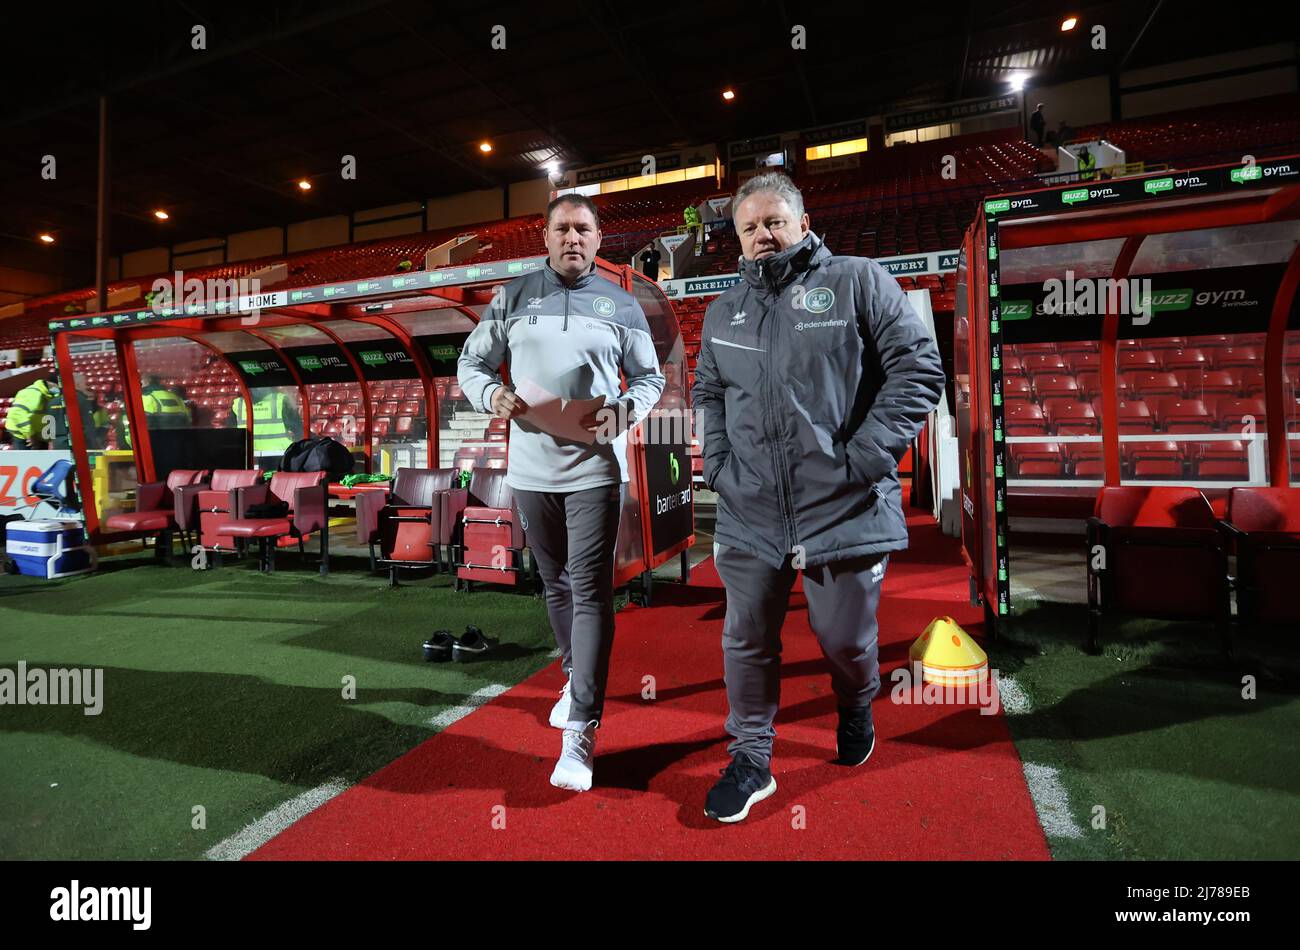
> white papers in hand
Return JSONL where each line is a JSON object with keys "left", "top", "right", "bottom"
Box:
{"left": 511, "top": 378, "right": 606, "bottom": 445}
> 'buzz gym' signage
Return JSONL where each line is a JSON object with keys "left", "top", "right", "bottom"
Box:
{"left": 417, "top": 333, "right": 470, "bottom": 377}
{"left": 47, "top": 258, "right": 550, "bottom": 335}
{"left": 982, "top": 156, "right": 1300, "bottom": 221}
{"left": 346, "top": 340, "right": 417, "bottom": 381}
{"left": 226, "top": 350, "right": 296, "bottom": 388}
{"left": 285, "top": 344, "right": 355, "bottom": 384}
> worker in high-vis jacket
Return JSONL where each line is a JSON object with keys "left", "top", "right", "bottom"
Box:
{"left": 4, "top": 377, "right": 62, "bottom": 449}
{"left": 230, "top": 389, "right": 299, "bottom": 463}
{"left": 140, "top": 376, "right": 192, "bottom": 427}
{"left": 117, "top": 377, "right": 191, "bottom": 450}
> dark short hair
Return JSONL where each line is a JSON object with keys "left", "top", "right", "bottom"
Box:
{"left": 546, "top": 194, "right": 600, "bottom": 230}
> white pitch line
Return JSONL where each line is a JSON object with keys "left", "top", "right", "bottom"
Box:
{"left": 1022, "top": 762, "right": 1085, "bottom": 840}
{"left": 205, "top": 682, "right": 510, "bottom": 861}
{"left": 204, "top": 778, "right": 349, "bottom": 861}
{"left": 996, "top": 674, "right": 1084, "bottom": 841}
{"left": 995, "top": 672, "right": 1032, "bottom": 715}
{"left": 428, "top": 682, "right": 510, "bottom": 730}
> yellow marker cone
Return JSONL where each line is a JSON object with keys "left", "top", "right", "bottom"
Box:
{"left": 910, "top": 616, "right": 988, "bottom": 687}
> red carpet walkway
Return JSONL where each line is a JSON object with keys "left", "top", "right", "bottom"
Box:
{"left": 252, "top": 509, "right": 1051, "bottom": 859}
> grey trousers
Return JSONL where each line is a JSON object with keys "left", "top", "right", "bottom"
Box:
{"left": 714, "top": 543, "right": 889, "bottom": 770}
{"left": 514, "top": 483, "right": 623, "bottom": 724}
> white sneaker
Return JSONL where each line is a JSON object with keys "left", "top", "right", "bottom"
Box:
{"left": 550, "top": 719, "right": 598, "bottom": 792}
{"left": 548, "top": 677, "right": 572, "bottom": 729}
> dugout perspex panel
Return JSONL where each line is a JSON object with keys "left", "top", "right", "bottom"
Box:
{"left": 956, "top": 154, "right": 1300, "bottom": 628}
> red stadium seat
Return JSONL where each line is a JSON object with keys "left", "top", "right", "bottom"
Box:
{"left": 1003, "top": 376, "right": 1033, "bottom": 400}
{"left": 1161, "top": 347, "right": 1209, "bottom": 371}
{"left": 217, "top": 471, "right": 330, "bottom": 574}
{"left": 1044, "top": 398, "right": 1098, "bottom": 434}
{"left": 1022, "top": 353, "right": 1067, "bottom": 377}
{"left": 191, "top": 469, "right": 265, "bottom": 555}
{"left": 1111, "top": 398, "right": 1155, "bottom": 431}
{"left": 356, "top": 467, "right": 457, "bottom": 585}
{"left": 1118, "top": 350, "right": 1159, "bottom": 370}
{"left": 1212, "top": 397, "right": 1266, "bottom": 432}
{"left": 1005, "top": 401, "right": 1046, "bottom": 435}
{"left": 1156, "top": 398, "right": 1213, "bottom": 433}
{"left": 1127, "top": 440, "right": 1184, "bottom": 478}
{"left": 1064, "top": 352, "right": 1100, "bottom": 374}
{"left": 1034, "top": 374, "right": 1079, "bottom": 400}
{"left": 1178, "top": 369, "right": 1239, "bottom": 398}
{"left": 456, "top": 468, "right": 528, "bottom": 589}
{"left": 1009, "top": 441, "right": 1063, "bottom": 477}
{"left": 1215, "top": 346, "right": 1261, "bottom": 370}
{"left": 1087, "top": 486, "right": 1230, "bottom": 654}
{"left": 1224, "top": 487, "right": 1300, "bottom": 627}
{"left": 1127, "top": 371, "right": 1182, "bottom": 398}
{"left": 103, "top": 469, "right": 209, "bottom": 561}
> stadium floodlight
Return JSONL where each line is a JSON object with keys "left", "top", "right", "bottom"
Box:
{"left": 39, "top": 233, "right": 54, "bottom": 243}
{"left": 153, "top": 209, "right": 170, "bottom": 220}
{"left": 1061, "top": 16, "right": 1078, "bottom": 31}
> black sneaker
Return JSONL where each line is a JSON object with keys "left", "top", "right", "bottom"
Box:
{"left": 704, "top": 754, "right": 777, "bottom": 823}
{"left": 836, "top": 705, "right": 875, "bottom": 766}
{"left": 422, "top": 630, "right": 454, "bottom": 662}
{"left": 452, "top": 625, "right": 494, "bottom": 662}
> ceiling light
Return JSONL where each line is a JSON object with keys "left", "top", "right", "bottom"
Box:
{"left": 39, "top": 233, "right": 55, "bottom": 244}
{"left": 1009, "top": 72, "right": 1028, "bottom": 91}
{"left": 479, "top": 141, "right": 493, "bottom": 154}
{"left": 1061, "top": 16, "right": 1078, "bottom": 31}
{"left": 154, "top": 209, "right": 170, "bottom": 220}
{"left": 722, "top": 89, "right": 735, "bottom": 101}
{"left": 297, "top": 179, "right": 312, "bottom": 191}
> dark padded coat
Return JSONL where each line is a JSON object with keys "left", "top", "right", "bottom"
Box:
{"left": 691, "top": 232, "right": 945, "bottom": 569}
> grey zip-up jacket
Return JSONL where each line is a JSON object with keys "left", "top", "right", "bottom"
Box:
{"left": 458, "top": 262, "right": 665, "bottom": 492}
{"left": 691, "top": 233, "right": 945, "bottom": 569}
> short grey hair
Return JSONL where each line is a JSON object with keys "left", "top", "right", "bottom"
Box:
{"left": 733, "top": 171, "right": 805, "bottom": 224}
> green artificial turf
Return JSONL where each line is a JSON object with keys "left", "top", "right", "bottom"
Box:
{"left": 990, "top": 601, "right": 1300, "bottom": 860}
{"left": 4, "top": 536, "right": 1298, "bottom": 861}
{"left": 0, "top": 550, "right": 560, "bottom": 860}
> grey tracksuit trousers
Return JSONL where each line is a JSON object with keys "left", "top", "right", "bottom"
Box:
{"left": 714, "top": 542, "right": 888, "bottom": 770}
{"left": 514, "top": 484, "right": 623, "bottom": 725}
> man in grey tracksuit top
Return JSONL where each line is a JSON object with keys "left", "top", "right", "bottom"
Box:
{"left": 692, "top": 172, "right": 945, "bottom": 822}
{"left": 458, "top": 193, "right": 664, "bottom": 792}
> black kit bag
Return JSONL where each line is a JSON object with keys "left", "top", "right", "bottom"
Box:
{"left": 279, "top": 437, "right": 355, "bottom": 476}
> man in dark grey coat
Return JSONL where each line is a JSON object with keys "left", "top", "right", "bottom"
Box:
{"left": 691, "top": 172, "right": 945, "bottom": 822}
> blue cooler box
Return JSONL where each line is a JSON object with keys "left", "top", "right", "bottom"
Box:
{"left": 6, "top": 520, "right": 95, "bottom": 579}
